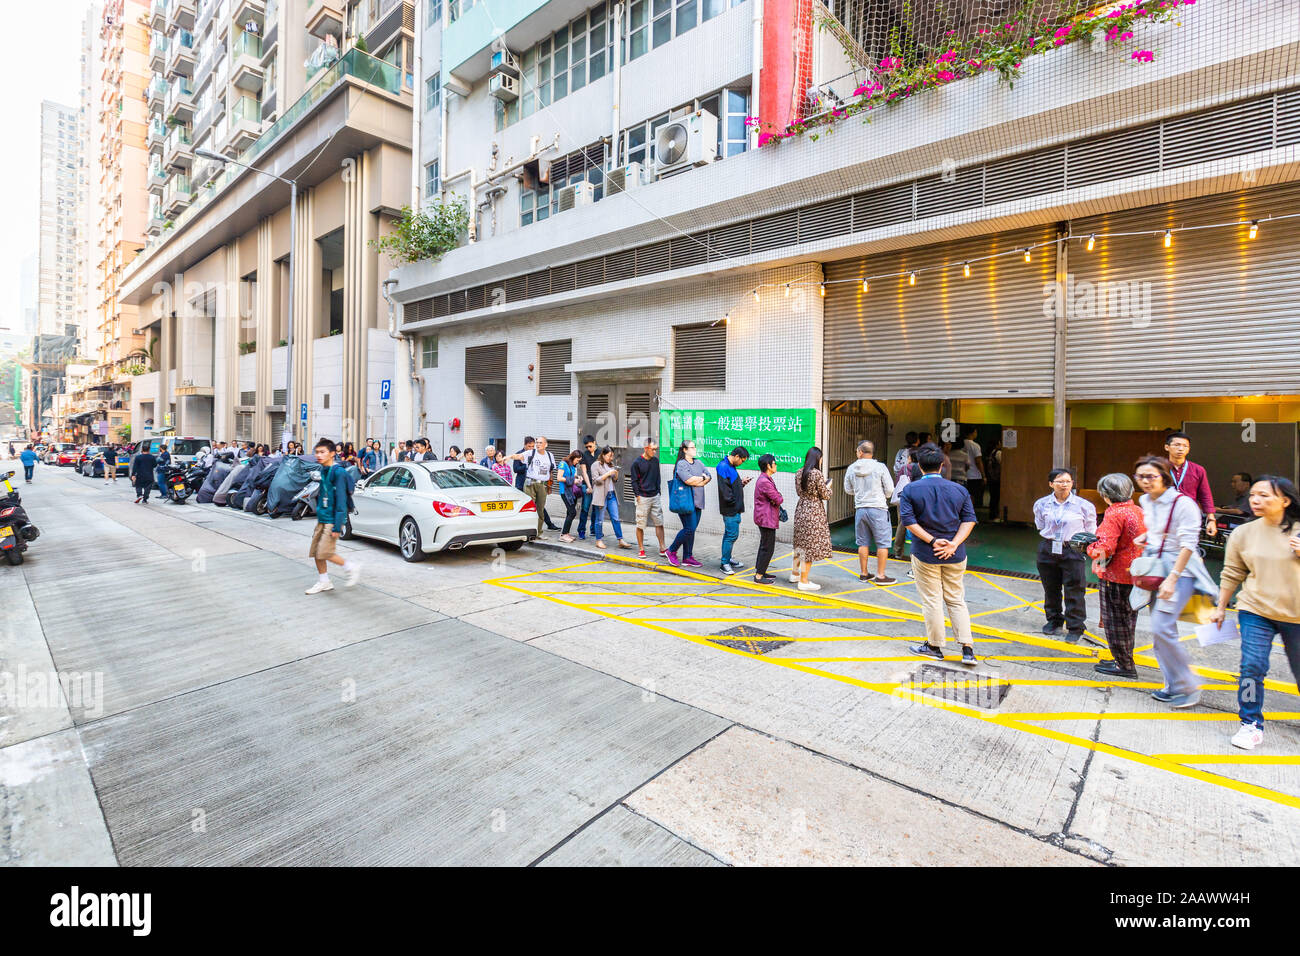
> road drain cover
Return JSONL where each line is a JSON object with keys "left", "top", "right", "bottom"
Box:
{"left": 709, "top": 625, "right": 792, "bottom": 656}
{"left": 911, "top": 664, "right": 1011, "bottom": 709}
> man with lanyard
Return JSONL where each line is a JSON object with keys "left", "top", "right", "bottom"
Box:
{"left": 1164, "top": 431, "right": 1216, "bottom": 538}
{"left": 523, "top": 436, "right": 555, "bottom": 538}
{"left": 1033, "top": 468, "right": 1098, "bottom": 641}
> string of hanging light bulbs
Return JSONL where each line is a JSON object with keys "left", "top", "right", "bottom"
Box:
{"left": 709, "top": 213, "right": 1286, "bottom": 327}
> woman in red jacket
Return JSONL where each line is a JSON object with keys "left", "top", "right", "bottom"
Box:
{"left": 752, "top": 453, "right": 784, "bottom": 585}
{"left": 1086, "top": 473, "right": 1146, "bottom": 678}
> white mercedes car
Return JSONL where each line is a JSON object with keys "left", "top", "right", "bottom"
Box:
{"left": 342, "top": 460, "right": 538, "bottom": 560}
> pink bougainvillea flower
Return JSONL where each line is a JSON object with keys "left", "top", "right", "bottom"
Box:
{"left": 936, "top": 49, "right": 957, "bottom": 63}
{"left": 966, "top": 59, "right": 982, "bottom": 68}
{"left": 757, "top": 131, "right": 773, "bottom": 147}
{"left": 935, "top": 70, "right": 957, "bottom": 82}
{"left": 1119, "top": 30, "right": 1134, "bottom": 40}
{"left": 853, "top": 85, "right": 867, "bottom": 96}
{"left": 879, "top": 56, "right": 902, "bottom": 70}
{"left": 1131, "top": 49, "right": 1154, "bottom": 61}
{"left": 1054, "top": 26, "right": 1071, "bottom": 37}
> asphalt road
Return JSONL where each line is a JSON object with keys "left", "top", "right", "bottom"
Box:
{"left": 3, "top": 458, "right": 1297, "bottom": 866}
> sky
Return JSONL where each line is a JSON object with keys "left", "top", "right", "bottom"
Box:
{"left": 0, "top": 1, "right": 92, "bottom": 335}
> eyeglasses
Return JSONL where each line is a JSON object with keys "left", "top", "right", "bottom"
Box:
{"left": 1133, "top": 473, "right": 1160, "bottom": 482}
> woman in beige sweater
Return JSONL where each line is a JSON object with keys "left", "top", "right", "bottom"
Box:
{"left": 1211, "top": 475, "right": 1300, "bottom": 751}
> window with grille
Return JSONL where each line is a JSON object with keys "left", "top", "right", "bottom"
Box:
{"left": 272, "top": 388, "right": 286, "bottom": 406}
{"left": 537, "top": 340, "right": 572, "bottom": 395}
{"left": 673, "top": 322, "right": 725, "bottom": 390}
{"left": 421, "top": 335, "right": 438, "bottom": 368}
{"left": 239, "top": 390, "right": 255, "bottom": 406}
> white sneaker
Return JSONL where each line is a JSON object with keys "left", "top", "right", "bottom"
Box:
{"left": 789, "top": 572, "right": 800, "bottom": 583}
{"left": 797, "top": 580, "right": 822, "bottom": 592}
{"left": 343, "top": 563, "right": 361, "bottom": 588}
{"left": 305, "top": 580, "right": 334, "bottom": 595}
{"left": 1231, "top": 722, "right": 1263, "bottom": 750}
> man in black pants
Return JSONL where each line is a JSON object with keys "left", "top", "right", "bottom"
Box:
{"left": 1032, "top": 468, "right": 1098, "bottom": 641}
{"left": 131, "top": 446, "right": 159, "bottom": 503}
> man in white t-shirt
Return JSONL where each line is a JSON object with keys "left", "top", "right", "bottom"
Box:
{"left": 962, "top": 426, "right": 985, "bottom": 511}
{"left": 523, "top": 436, "right": 556, "bottom": 537}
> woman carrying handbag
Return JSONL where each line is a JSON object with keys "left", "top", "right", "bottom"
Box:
{"left": 751, "top": 453, "right": 785, "bottom": 585}
{"left": 1131, "top": 455, "right": 1220, "bottom": 709}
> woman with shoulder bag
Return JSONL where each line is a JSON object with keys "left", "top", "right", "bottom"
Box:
{"left": 589, "top": 446, "right": 632, "bottom": 550}
{"left": 1085, "top": 473, "right": 1146, "bottom": 678}
{"left": 558, "top": 450, "right": 584, "bottom": 542}
{"left": 751, "top": 453, "right": 785, "bottom": 585}
{"left": 1132, "top": 455, "right": 1219, "bottom": 709}
{"left": 665, "top": 440, "right": 710, "bottom": 568}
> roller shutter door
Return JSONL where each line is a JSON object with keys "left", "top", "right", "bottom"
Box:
{"left": 823, "top": 225, "right": 1058, "bottom": 400}
{"left": 1066, "top": 181, "right": 1300, "bottom": 399}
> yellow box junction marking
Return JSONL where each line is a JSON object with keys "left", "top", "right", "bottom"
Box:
{"left": 486, "top": 556, "right": 1300, "bottom": 810}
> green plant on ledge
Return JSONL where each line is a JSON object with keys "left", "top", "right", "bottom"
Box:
{"left": 116, "top": 424, "right": 131, "bottom": 441}
{"left": 123, "top": 363, "right": 147, "bottom": 376}
{"left": 277, "top": 338, "right": 288, "bottom": 347}
{"left": 238, "top": 340, "right": 257, "bottom": 354}
{"left": 368, "top": 199, "right": 469, "bottom": 264}
{"left": 329, "top": 328, "right": 342, "bottom": 336}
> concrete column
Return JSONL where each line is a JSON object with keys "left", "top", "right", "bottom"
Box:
{"left": 292, "top": 188, "right": 317, "bottom": 443}
{"left": 343, "top": 152, "right": 366, "bottom": 445}
{"left": 255, "top": 218, "right": 275, "bottom": 445}
{"left": 1052, "top": 225, "right": 1069, "bottom": 469}
{"left": 219, "top": 245, "right": 239, "bottom": 443}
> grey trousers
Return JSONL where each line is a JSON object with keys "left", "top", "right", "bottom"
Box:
{"left": 1150, "top": 574, "right": 1198, "bottom": 696}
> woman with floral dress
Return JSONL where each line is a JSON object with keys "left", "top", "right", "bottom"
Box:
{"left": 792, "top": 446, "right": 833, "bottom": 591}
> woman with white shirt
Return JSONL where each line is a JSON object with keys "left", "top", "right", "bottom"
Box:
{"left": 1133, "top": 455, "right": 1219, "bottom": 709}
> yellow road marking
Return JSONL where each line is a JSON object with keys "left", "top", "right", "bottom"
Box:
{"left": 495, "top": 554, "right": 1300, "bottom": 809}
{"left": 1002, "top": 711, "right": 1300, "bottom": 721}
{"left": 1153, "top": 754, "right": 1300, "bottom": 765}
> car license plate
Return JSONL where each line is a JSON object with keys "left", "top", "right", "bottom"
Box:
{"left": 0, "top": 527, "right": 12, "bottom": 537}
{"left": 481, "top": 501, "right": 513, "bottom": 512}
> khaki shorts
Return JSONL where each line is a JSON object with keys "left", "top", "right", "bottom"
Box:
{"left": 309, "top": 523, "right": 338, "bottom": 560}
{"left": 635, "top": 495, "right": 664, "bottom": 529}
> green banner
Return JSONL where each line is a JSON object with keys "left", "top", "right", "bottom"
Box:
{"left": 658, "top": 408, "right": 816, "bottom": 472}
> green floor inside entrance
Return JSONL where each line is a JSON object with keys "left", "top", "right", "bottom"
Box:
{"left": 830, "top": 516, "right": 1225, "bottom": 579}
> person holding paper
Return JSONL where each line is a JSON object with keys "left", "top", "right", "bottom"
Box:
{"left": 1210, "top": 475, "right": 1300, "bottom": 751}
{"left": 1032, "top": 468, "right": 1097, "bottom": 641}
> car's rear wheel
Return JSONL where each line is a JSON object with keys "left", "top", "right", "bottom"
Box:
{"left": 5, "top": 550, "right": 22, "bottom": 566}
{"left": 500, "top": 540, "right": 525, "bottom": 552}
{"left": 399, "top": 518, "right": 426, "bottom": 562}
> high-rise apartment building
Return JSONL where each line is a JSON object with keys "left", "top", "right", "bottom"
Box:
{"left": 78, "top": 6, "right": 105, "bottom": 362}
{"left": 37, "top": 101, "right": 82, "bottom": 340}
{"left": 121, "top": 0, "right": 415, "bottom": 444}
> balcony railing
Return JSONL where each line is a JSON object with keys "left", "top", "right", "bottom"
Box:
{"left": 231, "top": 94, "right": 261, "bottom": 124}
{"left": 128, "top": 49, "right": 403, "bottom": 261}
{"left": 234, "top": 30, "right": 263, "bottom": 59}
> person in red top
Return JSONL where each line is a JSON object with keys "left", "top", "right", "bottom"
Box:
{"left": 1164, "top": 431, "right": 1216, "bottom": 537}
{"left": 1086, "top": 472, "right": 1146, "bottom": 678}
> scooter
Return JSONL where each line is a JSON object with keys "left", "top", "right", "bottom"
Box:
{"left": 289, "top": 471, "right": 322, "bottom": 521}
{"left": 163, "top": 462, "right": 191, "bottom": 504}
{"left": 0, "top": 471, "right": 39, "bottom": 566}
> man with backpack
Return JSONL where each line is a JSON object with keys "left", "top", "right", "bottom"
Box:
{"left": 522, "top": 436, "right": 557, "bottom": 538}
{"left": 305, "top": 438, "right": 360, "bottom": 594}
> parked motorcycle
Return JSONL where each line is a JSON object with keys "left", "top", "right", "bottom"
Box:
{"left": 289, "top": 471, "right": 322, "bottom": 521}
{"left": 163, "top": 462, "right": 192, "bottom": 504}
{"left": 0, "top": 470, "right": 39, "bottom": 565}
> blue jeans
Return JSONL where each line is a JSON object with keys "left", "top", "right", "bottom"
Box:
{"left": 721, "top": 513, "right": 742, "bottom": 566}
{"left": 1237, "top": 610, "right": 1300, "bottom": 728}
{"left": 577, "top": 491, "right": 594, "bottom": 538}
{"left": 669, "top": 507, "right": 701, "bottom": 559}
{"left": 23, "top": 464, "right": 34, "bottom": 481}
{"left": 155, "top": 465, "right": 171, "bottom": 498}
{"left": 591, "top": 491, "right": 623, "bottom": 542}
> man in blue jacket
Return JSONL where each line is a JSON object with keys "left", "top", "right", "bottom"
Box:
{"left": 305, "top": 438, "right": 361, "bottom": 594}
{"left": 19, "top": 445, "right": 39, "bottom": 483}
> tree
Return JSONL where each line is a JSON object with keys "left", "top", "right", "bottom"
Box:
{"left": 368, "top": 200, "right": 469, "bottom": 264}
{"left": 126, "top": 336, "right": 160, "bottom": 371}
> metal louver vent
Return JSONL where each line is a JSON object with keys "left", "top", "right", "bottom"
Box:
{"left": 269, "top": 411, "right": 285, "bottom": 439}
{"left": 271, "top": 388, "right": 286, "bottom": 406}
{"left": 537, "top": 340, "right": 572, "bottom": 395}
{"left": 673, "top": 322, "right": 725, "bottom": 391}
{"left": 1163, "top": 97, "right": 1273, "bottom": 169}
{"left": 465, "top": 343, "right": 507, "bottom": 386}
{"left": 587, "top": 393, "right": 610, "bottom": 416}
{"left": 235, "top": 411, "right": 254, "bottom": 441}
{"left": 239, "top": 390, "right": 255, "bottom": 406}
{"left": 1066, "top": 124, "right": 1160, "bottom": 189}
{"left": 411, "top": 86, "right": 1299, "bottom": 323}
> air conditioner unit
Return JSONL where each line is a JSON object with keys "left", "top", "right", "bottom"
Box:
{"left": 605, "top": 162, "right": 644, "bottom": 195}
{"left": 557, "top": 181, "right": 595, "bottom": 212}
{"left": 653, "top": 110, "right": 718, "bottom": 176}
{"left": 489, "top": 72, "right": 519, "bottom": 102}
